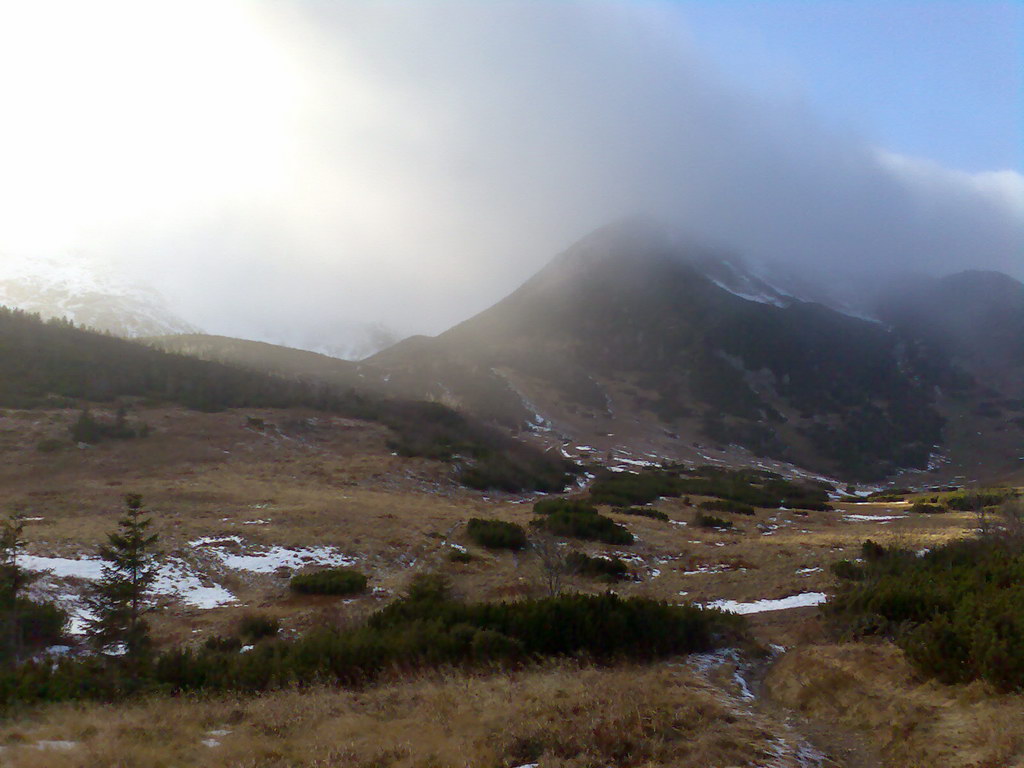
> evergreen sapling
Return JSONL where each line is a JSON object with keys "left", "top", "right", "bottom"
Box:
{"left": 85, "top": 494, "right": 159, "bottom": 659}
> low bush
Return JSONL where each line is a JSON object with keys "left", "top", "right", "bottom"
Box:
{"left": 35, "top": 437, "right": 65, "bottom": 453}
{"left": 237, "top": 613, "right": 280, "bottom": 642}
{"left": 830, "top": 560, "right": 865, "bottom": 581}
{"left": 566, "top": 552, "right": 629, "bottom": 581}
{"left": 532, "top": 510, "right": 633, "bottom": 545}
{"left": 533, "top": 498, "right": 599, "bottom": 516}
{"left": 942, "top": 490, "right": 1016, "bottom": 511}
{"left": 0, "top": 599, "right": 68, "bottom": 658}
{"left": 203, "top": 635, "right": 242, "bottom": 653}
{"left": 910, "top": 502, "right": 947, "bottom": 514}
{"left": 0, "top": 589, "right": 746, "bottom": 706}
{"left": 588, "top": 471, "right": 681, "bottom": 506}
{"left": 613, "top": 506, "right": 669, "bottom": 522}
{"left": 447, "top": 549, "right": 473, "bottom": 563}
{"left": 694, "top": 513, "right": 732, "bottom": 530}
{"left": 699, "top": 500, "right": 756, "bottom": 516}
{"left": 289, "top": 568, "right": 368, "bottom": 596}
{"left": 69, "top": 407, "right": 148, "bottom": 444}
{"left": 587, "top": 466, "right": 831, "bottom": 511}
{"left": 466, "top": 518, "right": 528, "bottom": 550}
{"left": 824, "top": 535, "right": 1024, "bottom": 692}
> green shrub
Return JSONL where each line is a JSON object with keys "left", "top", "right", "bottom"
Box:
{"left": 699, "top": 499, "right": 756, "bottom": 516}
{"left": 942, "top": 490, "right": 1016, "bottom": 511}
{"left": 447, "top": 549, "right": 473, "bottom": 563}
{"left": 613, "top": 506, "right": 669, "bottom": 521}
{"left": 588, "top": 471, "right": 682, "bottom": 506}
{"left": 35, "top": 438, "right": 65, "bottom": 453}
{"left": 694, "top": 513, "right": 732, "bottom": 530}
{"left": 861, "top": 539, "right": 887, "bottom": 561}
{"left": 237, "top": 613, "right": 280, "bottom": 642}
{"left": 203, "top": 635, "right": 242, "bottom": 653}
{"left": 824, "top": 536, "right": 1024, "bottom": 692}
{"left": 466, "top": 518, "right": 528, "bottom": 550}
{"left": 0, "top": 585, "right": 746, "bottom": 707}
{"left": 830, "top": 559, "right": 865, "bottom": 581}
{"left": 566, "top": 552, "right": 629, "bottom": 581}
{"left": 533, "top": 498, "right": 598, "bottom": 516}
{"left": 532, "top": 510, "right": 633, "bottom": 545}
{"left": 0, "top": 599, "right": 68, "bottom": 653}
{"left": 289, "top": 568, "right": 368, "bottom": 596}
{"left": 911, "top": 501, "right": 947, "bottom": 514}
{"left": 404, "top": 573, "right": 452, "bottom": 602}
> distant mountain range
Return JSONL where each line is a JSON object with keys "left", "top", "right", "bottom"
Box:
{"left": 0, "top": 256, "right": 200, "bottom": 338}
{"left": 6, "top": 222, "right": 1022, "bottom": 484}
{"left": 0, "top": 257, "right": 401, "bottom": 360}
{"left": 154, "top": 220, "right": 1023, "bottom": 484}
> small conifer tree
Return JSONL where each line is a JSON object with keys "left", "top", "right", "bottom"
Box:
{"left": 85, "top": 494, "right": 159, "bottom": 658}
{"left": 0, "top": 513, "right": 32, "bottom": 663}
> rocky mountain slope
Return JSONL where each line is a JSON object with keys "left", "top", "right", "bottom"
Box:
{"left": 130, "top": 221, "right": 1022, "bottom": 484}
{"left": 366, "top": 221, "right": 1022, "bottom": 482}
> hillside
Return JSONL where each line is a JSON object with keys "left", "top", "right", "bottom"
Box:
{"left": 368, "top": 221, "right": 993, "bottom": 482}
{"left": 0, "top": 256, "right": 200, "bottom": 337}
{"left": 0, "top": 307, "right": 574, "bottom": 492}
{"left": 145, "top": 334, "right": 372, "bottom": 390}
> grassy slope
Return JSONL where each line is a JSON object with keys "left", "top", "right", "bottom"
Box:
{"left": 0, "top": 663, "right": 793, "bottom": 768}
{"left": 3, "top": 405, "right": 1022, "bottom": 765}
{"left": 0, "top": 308, "right": 574, "bottom": 492}
{"left": 766, "top": 642, "right": 1024, "bottom": 768}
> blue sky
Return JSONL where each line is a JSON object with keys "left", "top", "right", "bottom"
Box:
{"left": 679, "top": 1, "right": 1022, "bottom": 173}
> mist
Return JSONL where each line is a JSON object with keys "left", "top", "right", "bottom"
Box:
{"left": 1, "top": 1, "right": 1020, "bottom": 344}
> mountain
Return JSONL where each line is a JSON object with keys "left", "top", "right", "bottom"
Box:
{"left": 0, "top": 306, "right": 573, "bottom": 492}
{"left": 0, "top": 256, "right": 200, "bottom": 337}
{"left": 367, "top": 220, "right": 1021, "bottom": 482}
{"left": 264, "top": 321, "right": 405, "bottom": 362}
{"left": 877, "top": 270, "right": 1024, "bottom": 398}
{"left": 145, "top": 334, "right": 372, "bottom": 390}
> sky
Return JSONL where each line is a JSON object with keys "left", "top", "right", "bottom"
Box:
{"left": 0, "top": 0, "right": 1020, "bottom": 347}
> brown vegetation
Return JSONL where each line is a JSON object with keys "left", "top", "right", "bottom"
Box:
{"left": 764, "top": 642, "right": 1024, "bottom": 768}
{"left": 0, "top": 663, "right": 786, "bottom": 767}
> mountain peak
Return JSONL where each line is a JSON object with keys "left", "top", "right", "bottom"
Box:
{"left": 0, "top": 254, "right": 201, "bottom": 337}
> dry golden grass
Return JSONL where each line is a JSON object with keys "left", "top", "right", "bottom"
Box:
{"left": 0, "top": 405, "right": 986, "bottom": 647}
{"left": 4, "top": 404, "right": 1019, "bottom": 767}
{"left": 764, "top": 642, "right": 1024, "bottom": 768}
{"left": 0, "top": 662, "right": 792, "bottom": 768}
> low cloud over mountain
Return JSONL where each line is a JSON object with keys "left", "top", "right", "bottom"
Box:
{"left": 0, "top": 2, "right": 1019, "bottom": 341}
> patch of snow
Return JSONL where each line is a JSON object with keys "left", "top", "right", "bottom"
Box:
{"left": 706, "top": 592, "right": 827, "bottom": 615}
{"left": 24, "top": 552, "right": 236, "bottom": 611}
{"left": 842, "top": 514, "right": 905, "bottom": 522}
{"left": 681, "top": 564, "right": 733, "bottom": 576}
{"left": 205, "top": 544, "right": 357, "bottom": 573}
{"left": 613, "top": 456, "right": 660, "bottom": 468}
{"left": 191, "top": 535, "right": 244, "bottom": 547}
{"left": 40, "top": 645, "right": 73, "bottom": 657}
{"left": 20, "top": 555, "right": 105, "bottom": 580}
{"left": 795, "top": 567, "right": 822, "bottom": 575}
{"left": 152, "top": 558, "right": 236, "bottom": 608}
{"left": 35, "top": 740, "right": 78, "bottom": 751}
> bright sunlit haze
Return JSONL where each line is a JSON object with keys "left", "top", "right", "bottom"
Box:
{"left": 0, "top": 0, "right": 1020, "bottom": 350}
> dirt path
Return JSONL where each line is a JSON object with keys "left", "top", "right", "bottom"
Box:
{"left": 713, "top": 608, "right": 887, "bottom": 768}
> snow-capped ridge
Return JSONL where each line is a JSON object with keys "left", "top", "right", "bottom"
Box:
{"left": 0, "top": 254, "right": 201, "bottom": 338}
